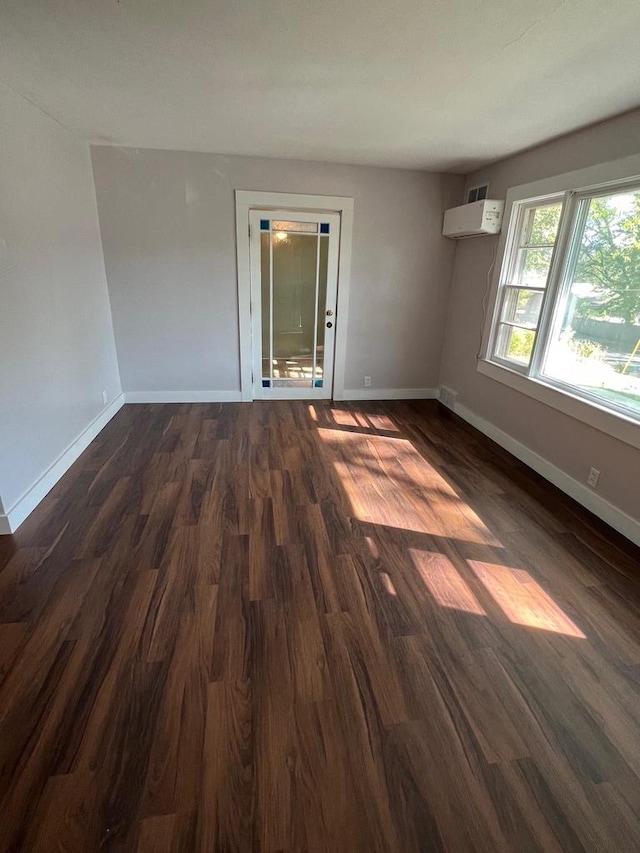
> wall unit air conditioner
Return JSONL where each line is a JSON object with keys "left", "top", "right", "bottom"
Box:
{"left": 442, "top": 199, "right": 504, "bottom": 239}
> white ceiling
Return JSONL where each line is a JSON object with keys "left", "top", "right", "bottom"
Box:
{"left": 1, "top": 0, "right": 640, "bottom": 173}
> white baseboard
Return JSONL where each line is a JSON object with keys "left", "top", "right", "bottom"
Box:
{"left": 124, "top": 389, "right": 435, "bottom": 404}
{"left": 338, "top": 388, "right": 438, "bottom": 401}
{"left": 453, "top": 402, "right": 640, "bottom": 549}
{"left": 1, "top": 394, "right": 125, "bottom": 534}
{"left": 124, "top": 390, "right": 243, "bottom": 404}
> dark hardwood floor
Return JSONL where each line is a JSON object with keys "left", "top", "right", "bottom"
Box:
{"left": 1, "top": 400, "right": 640, "bottom": 851}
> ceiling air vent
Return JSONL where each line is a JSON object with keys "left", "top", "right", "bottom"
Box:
{"left": 467, "top": 183, "right": 489, "bottom": 204}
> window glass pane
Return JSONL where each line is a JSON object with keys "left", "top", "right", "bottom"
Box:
{"left": 315, "top": 235, "right": 329, "bottom": 382}
{"left": 271, "top": 232, "right": 317, "bottom": 385}
{"left": 542, "top": 188, "right": 640, "bottom": 416}
{"left": 260, "top": 233, "right": 271, "bottom": 379}
{"left": 526, "top": 203, "right": 562, "bottom": 246}
{"left": 517, "top": 247, "right": 554, "bottom": 288}
{"left": 501, "top": 288, "right": 544, "bottom": 329}
{"left": 495, "top": 325, "right": 536, "bottom": 366}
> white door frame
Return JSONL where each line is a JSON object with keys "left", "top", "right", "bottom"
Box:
{"left": 235, "top": 190, "right": 354, "bottom": 402}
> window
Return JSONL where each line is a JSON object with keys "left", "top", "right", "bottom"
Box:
{"left": 493, "top": 201, "right": 562, "bottom": 368}
{"left": 487, "top": 181, "right": 640, "bottom": 423}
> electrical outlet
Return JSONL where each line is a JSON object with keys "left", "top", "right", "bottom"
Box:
{"left": 364, "top": 376, "right": 372, "bottom": 387}
{"left": 587, "top": 467, "right": 600, "bottom": 489}
{"left": 102, "top": 389, "right": 108, "bottom": 405}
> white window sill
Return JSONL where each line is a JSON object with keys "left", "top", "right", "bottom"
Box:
{"left": 477, "top": 359, "right": 640, "bottom": 452}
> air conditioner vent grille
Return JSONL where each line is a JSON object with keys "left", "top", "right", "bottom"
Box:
{"left": 467, "top": 183, "right": 489, "bottom": 204}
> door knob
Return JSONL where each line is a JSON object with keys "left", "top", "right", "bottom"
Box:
{"left": 326, "top": 321, "right": 333, "bottom": 328}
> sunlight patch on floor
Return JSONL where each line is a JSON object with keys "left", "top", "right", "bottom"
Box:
{"left": 318, "top": 427, "right": 500, "bottom": 546}
{"left": 328, "top": 408, "right": 370, "bottom": 428}
{"left": 467, "top": 560, "right": 586, "bottom": 638}
{"left": 409, "top": 549, "right": 486, "bottom": 615}
{"left": 314, "top": 406, "right": 400, "bottom": 433}
{"left": 365, "top": 536, "right": 380, "bottom": 558}
{"left": 380, "top": 571, "right": 398, "bottom": 597}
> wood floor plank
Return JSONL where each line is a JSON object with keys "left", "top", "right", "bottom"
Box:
{"left": 72, "top": 569, "right": 159, "bottom": 773}
{"left": 0, "top": 621, "right": 30, "bottom": 686}
{"left": 292, "top": 697, "right": 380, "bottom": 853}
{"left": 210, "top": 533, "right": 250, "bottom": 683}
{"left": 198, "top": 679, "right": 252, "bottom": 851}
{"left": 140, "top": 580, "right": 215, "bottom": 819}
{"left": 24, "top": 771, "right": 98, "bottom": 853}
{"left": 1, "top": 399, "right": 639, "bottom": 851}
{"left": 136, "top": 813, "right": 177, "bottom": 853}
{"left": 250, "top": 598, "right": 296, "bottom": 852}
{"left": 91, "top": 659, "right": 170, "bottom": 849}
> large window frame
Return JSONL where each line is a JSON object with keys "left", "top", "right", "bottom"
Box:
{"left": 489, "top": 195, "right": 566, "bottom": 373}
{"left": 479, "top": 154, "right": 640, "bottom": 452}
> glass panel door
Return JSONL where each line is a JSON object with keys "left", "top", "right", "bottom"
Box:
{"left": 249, "top": 210, "right": 340, "bottom": 399}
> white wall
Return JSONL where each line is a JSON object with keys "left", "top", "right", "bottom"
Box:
{"left": 90, "top": 146, "right": 463, "bottom": 398}
{"left": 440, "top": 108, "right": 640, "bottom": 529}
{"left": 0, "top": 84, "right": 121, "bottom": 522}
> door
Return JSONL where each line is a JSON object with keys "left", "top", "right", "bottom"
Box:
{"left": 249, "top": 209, "right": 341, "bottom": 399}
